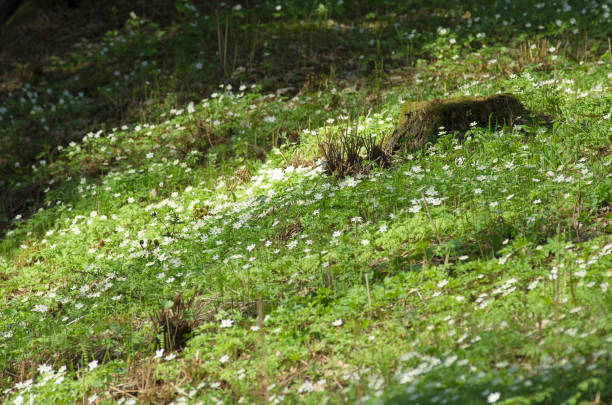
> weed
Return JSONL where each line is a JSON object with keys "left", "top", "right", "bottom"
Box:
{"left": 318, "top": 121, "right": 389, "bottom": 178}
{"left": 151, "top": 293, "right": 196, "bottom": 353}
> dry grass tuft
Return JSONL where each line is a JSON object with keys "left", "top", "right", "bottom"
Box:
{"left": 227, "top": 165, "right": 251, "bottom": 191}
{"left": 151, "top": 293, "right": 196, "bottom": 353}
{"left": 318, "top": 124, "right": 389, "bottom": 178}
{"left": 277, "top": 220, "right": 304, "bottom": 244}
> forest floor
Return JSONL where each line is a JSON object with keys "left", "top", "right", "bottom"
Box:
{"left": 1, "top": 1, "right": 611, "bottom": 404}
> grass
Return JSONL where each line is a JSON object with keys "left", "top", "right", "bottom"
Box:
{"left": 0, "top": 0, "right": 611, "bottom": 404}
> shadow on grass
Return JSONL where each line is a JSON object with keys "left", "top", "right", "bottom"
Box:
{"left": 386, "top": 355, "right": 611, "bottom": 404}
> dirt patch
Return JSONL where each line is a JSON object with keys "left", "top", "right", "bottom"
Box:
{"left": 384, "top": 93, "right": 537, "bottom": 154}
{"left": 277, "top": 220, "right": 304, "bottom": 244}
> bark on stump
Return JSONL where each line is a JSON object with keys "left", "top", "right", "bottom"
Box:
{"left": 384, "top": 93, "right": 531, "bottom": 154}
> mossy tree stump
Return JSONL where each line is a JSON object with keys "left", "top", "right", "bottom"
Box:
{"left": 384, "top": 93, "right": 531, "bottom": 154}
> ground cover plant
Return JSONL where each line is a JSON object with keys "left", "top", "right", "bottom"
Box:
{"left": 0, "top": 0, "right": 611, "bottom": 404}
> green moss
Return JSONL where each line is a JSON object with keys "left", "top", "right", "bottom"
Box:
{"left": 385, "top": 94, "right": 531, "bottom": 154}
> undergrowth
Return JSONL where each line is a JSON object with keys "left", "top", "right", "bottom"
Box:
{"left": 0, "top": 1, "right": 611, "bottom": 404}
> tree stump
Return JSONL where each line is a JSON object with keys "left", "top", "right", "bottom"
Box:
{"left": 384, "top": 93, "right": 531, "bottom": 154}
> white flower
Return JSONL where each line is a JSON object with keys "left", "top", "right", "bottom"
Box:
{"left": 487, "top": 392, "right": 501, "bottom": 403}
{"left": 165, "top": 353, "right": 176, "bottom": 361}
{"left": 498, "top": 254, "right": 511, "bottom": 265}
{"left": 219, "top": 355, "right": 229, "bottom": 364}
{"left": 298, "top": 380, "right": 314, "bottom": 393}
{"left": 220, "top": 319, "right": 234, "bottom": 328}
{"left": 344, "top": 177, "right": 358, "bottom": 187}
{"left": 88, "top": 360, "right": 98, "bottom": 371}
{"left": 425, "top": 186, "right": 437, "bottom": 196}
{"left": 332, "top": 319, "right": 343, "bottom": 326}
{"left": 437, "top": 279, "right": 448, "bottom": 288}
{"left": 37, "top": 364, "right": 53, "bottom": 374}
{"left": 154, "top": 349, "right": 164, "bottom": 359}
{"left": 33, "top": 304, "right": 48, "bottom": 313}
{"left": 187, "top": 101, "right": 196, "bottom": 114}
{"left": 378, "top": 225, "right": 388, "bottom": 233}
{"left": 14, "top": 379, "right": 31, "bottom": 391}
{"left": 574, "top": 270, "right": 586, "bottom": 278}
{"left": 427, "top": 197, "right": 442, "bottom": 206}
{"left": 361, "top": 239, "right": 370, "bottom": 246}
{"left": 444, "top": 355, "right": 458, "bottom": 367}
{"left": 408, "top": 205, "right": 421, "bottom": 213}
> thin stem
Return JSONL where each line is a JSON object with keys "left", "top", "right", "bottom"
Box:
{"left": 365, "top": 274, "right": 372, "bottom": 308}
{"left": 421, "top": 192, "right": 442, "bottom": 245}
